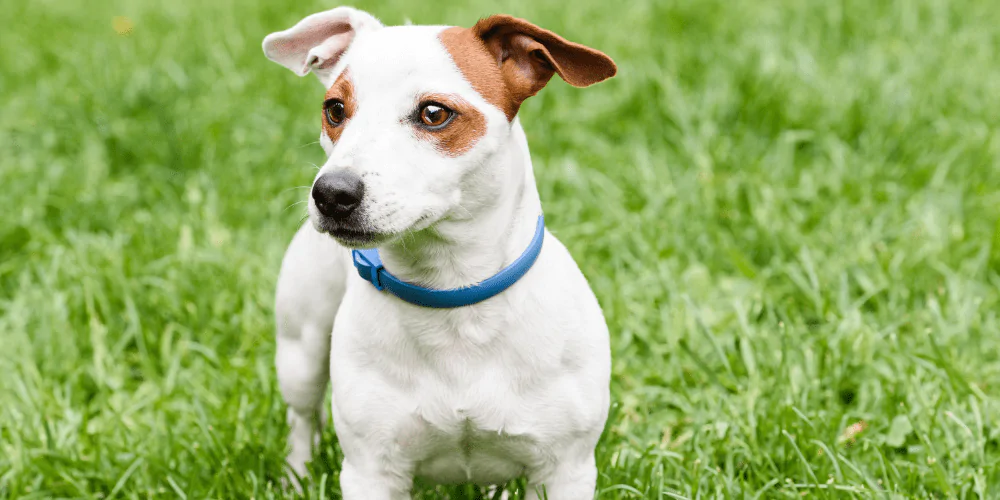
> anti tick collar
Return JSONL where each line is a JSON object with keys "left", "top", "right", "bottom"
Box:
{"left": 352, "top": 215, "right": 545, "bottom": 308}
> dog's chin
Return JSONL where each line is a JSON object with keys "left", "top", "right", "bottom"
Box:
{"left": 313, "top": 212, "right": 442, "bottom": 249}
{"left": 322, "top": 226, "right": 398, "bottom": 249}
{"left": 310, "top": 217, "right": 379, "bottom": 248}
{"left": 325, "top": 228, "right": 386, "bottom": 248}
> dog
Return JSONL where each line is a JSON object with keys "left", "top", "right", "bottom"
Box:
{"left": 263, "top": 7, "right": 616, "bottom": 499}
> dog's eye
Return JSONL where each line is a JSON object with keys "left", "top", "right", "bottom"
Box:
{"left": 419, "top": 104, "right": 453, "bottom": 129}
{"left": 324, "top": 100, "right": 346, "bottom": 127}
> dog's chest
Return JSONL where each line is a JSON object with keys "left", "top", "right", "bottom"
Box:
{"left": 404, "top": 363, "right": 540, "bottom": 484}
{"left": 333, "top": 287, "right": 580, "bottom": 482}
{"left": 412, "top": 425, "right": 533, "bottom": 484}
{"left": 371, "top": 306, "right": 556, "bottom": 481}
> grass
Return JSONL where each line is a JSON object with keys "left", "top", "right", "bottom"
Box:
{"left": 2, "top": 0, "right": 999, "bottom": 497}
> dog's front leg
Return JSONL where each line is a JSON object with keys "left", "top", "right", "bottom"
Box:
{"left": 339, "top": 459, "right": 413, "bottom": 500}
{"left": 526, "top": 454, "right": 598, "bottom": 500}
{"left": 274, "top": 224, "right": 349, "bottom": 487}
{"left": 276, "top": 322, "right": 332, "bottom": 484}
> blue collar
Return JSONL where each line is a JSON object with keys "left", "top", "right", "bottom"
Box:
{"left": 352, "top": 215, "right": 545, "bottom": 308}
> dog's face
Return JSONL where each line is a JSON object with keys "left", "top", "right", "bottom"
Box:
{"left": 263, "top": 8, "right": 615, "bottom": 247}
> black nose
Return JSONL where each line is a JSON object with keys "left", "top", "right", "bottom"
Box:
{"left": 312, "top": 170, "right": 365, "bottom": 219}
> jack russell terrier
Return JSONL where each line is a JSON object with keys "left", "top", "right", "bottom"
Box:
{"left": 263, "top": 7, "right": 616, "bottom": 499}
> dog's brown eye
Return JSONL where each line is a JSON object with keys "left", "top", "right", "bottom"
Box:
{"left": 324, "top": 100, "right": 346, "bottom": 127}
{"left": 419, "top": 104, "right": 452, "bottom": 128}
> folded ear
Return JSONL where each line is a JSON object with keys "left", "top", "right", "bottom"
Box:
{"left": 262, "top": 7, "right": 382, "bottom": 86}
{"left": 472, "top": 15, "right": 616, "bottom": 111}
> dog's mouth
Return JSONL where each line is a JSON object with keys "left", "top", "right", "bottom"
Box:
{"left": 313, "top": 210, "right": 438, "bottom": 249}
{"left": 313, "top": 218, "right": 391, "bottom": 248}
{"left": 325, "top": 227, "right": 383, "bottom": 247}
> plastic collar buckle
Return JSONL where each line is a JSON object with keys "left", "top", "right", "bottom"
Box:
{"left": 351, "top": 248, "right": 385, "bottom": 291}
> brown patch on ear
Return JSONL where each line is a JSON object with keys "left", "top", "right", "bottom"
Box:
{"left": 322, "top": 68, "right": 356, "bottom": 142}
{"left": 439, "top": 16, "right": 616, "bottom": 121}
{"left": 440, "top": 27, "right": 513, "bottom": 119}
{"left": 411, "top": 93, "right": 486, "bottom": 157}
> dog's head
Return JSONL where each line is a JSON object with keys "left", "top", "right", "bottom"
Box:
{"left": 263, "top": 8, "right": 616, "bottom": 247}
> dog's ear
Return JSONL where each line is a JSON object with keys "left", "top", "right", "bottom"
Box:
{"left": 472, "top": 15, "right": 616, "bottom": 108}
{"left": 262, "top": 7, "right": 382, "bottom": 86}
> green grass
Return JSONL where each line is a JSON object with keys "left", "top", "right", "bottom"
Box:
{"left": 2, "top": 0, "right": 1000, "bottom": 497}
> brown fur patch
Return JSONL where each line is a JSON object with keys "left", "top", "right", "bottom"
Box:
{"left": 322, "top": 68, "right": 356, "bottom": 142}
{"left": 439, "top": 27, "right": 515, "bottom": 120}
{"left": 439, "top": 16, "right": 617, "bottom": 121}
{"left": 472, "top": 15, "right": 617, "bottom": 87}
{"left": 412, "top": 93, "right": 486, "bottom": 157}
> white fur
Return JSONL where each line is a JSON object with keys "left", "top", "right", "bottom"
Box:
{"left": 265, "top": 9, "right": 611, "bottom": 499}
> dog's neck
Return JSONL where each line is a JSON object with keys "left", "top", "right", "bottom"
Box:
{"left": 377, "top": 119, "right": 542, "bottom": 290}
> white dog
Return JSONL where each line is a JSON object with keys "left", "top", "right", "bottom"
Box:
{"left": 263, "top": 7, "right": 616, "bottom": 499}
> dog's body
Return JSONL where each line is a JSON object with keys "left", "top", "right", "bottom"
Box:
{"left": 264, "top": 8, "right": 616, "bottom": 499}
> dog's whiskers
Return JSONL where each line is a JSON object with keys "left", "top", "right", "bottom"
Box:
{"left": 284, "top": 200, "right": 308, "bottom": 212}
{"left": 454, "top": 204, "right": 474, "bottom": 220}
{"left": 280, "top": 185, "right": 313, "bottom": 195}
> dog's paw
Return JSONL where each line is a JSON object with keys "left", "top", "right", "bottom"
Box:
{"left": 281, "top": 453, "right": 310, "bottom": 495}
{"left": 280, "top": 474, "right": 304, "bottom": 496}
{"left": 486, "top": 485, "right": 510, "bottom": 500}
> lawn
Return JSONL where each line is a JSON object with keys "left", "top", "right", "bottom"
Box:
{"left": 2, "top": 0, "right": 999, "bottom": 497}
